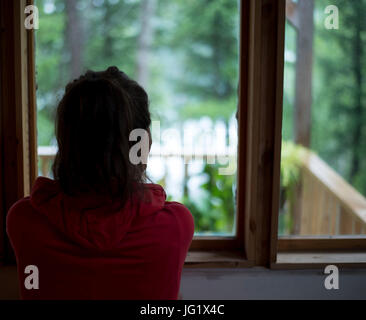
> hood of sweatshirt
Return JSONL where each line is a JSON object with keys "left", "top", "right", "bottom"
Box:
{"left": 29, "top": 177, "right": 166, "bottom": 250}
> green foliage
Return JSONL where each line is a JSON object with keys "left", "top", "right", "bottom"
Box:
{"left": 167, "top": 0, "right": 239, "bottom": 122}
{"left": 310, "top": 0, "right": 366, "bottom": 196}
{"left": 280, "top": 141, "right": 305, "bottom": 190}
{"left": 279, "top": 142, "right": 306, "bottom": 235}
{"left": 37, "top": 110, "right": 56, "bottom": 146}
{"left": 183, "top": 163, "right": 235, "bottom": 235}
{"left": 180, "top": 97, "right": 237, "bottom": 122}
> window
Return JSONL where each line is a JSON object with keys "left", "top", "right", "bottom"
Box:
{"left": 34, "top": 0, "right": 243, "bottom": 250}
{"left": 2, "top": 0, "right": 365, "bottom": 268}
{"left": 0, "top": 0, "right": 283, "bottom": 267}
{"left": 278, "top": 0, "right": 366, "bottom": 252}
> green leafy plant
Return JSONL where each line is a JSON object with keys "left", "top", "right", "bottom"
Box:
{"left": 183, "top": 163, "right": 236, "bottom": 235}
{"left": 279, "top": 141, "right": 306, "bottom": 235}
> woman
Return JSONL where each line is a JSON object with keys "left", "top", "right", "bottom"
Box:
{"left": 6, "top": 67, "right": 194, "bottom": 300}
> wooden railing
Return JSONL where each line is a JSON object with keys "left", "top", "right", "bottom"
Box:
{"left": 38, "top": 146, "right": 58, "bottom": 177}
{"left": 296, "top": 151, "right": 366, "bottom": 235}
{"left": 38, "top": 146, "right": 366, "bottom": 235}
{"left": 37, "top": 146, "right": 235, "bottom": 178}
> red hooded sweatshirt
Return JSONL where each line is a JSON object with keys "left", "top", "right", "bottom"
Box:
{"left": 6, "top": 177, "right": 194, "bottom": 300}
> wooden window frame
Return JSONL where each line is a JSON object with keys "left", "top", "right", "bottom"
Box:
{"left": 188, "top": 0, "right": 286, "bottom": 268}
{"left": 0, "top": 0, "right": 284, "bottom": 268}
{"left": 1, "top": 0, "right": 365, "bottom": 269}
{"left": 0, "top": 0, "right": 37, "bottom": 265}
{"left": 187, "top": 0, "right": 366, "bottom": 267}
{"left": 276, "top": 0, "right": 366, "bottom": 257}
{"left": 188, "top": 0, "right": 285, "bottom": 268}
{"left": 189, "top": 0, "right": 249, "bottom": 254}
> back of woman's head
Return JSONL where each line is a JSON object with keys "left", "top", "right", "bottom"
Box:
{"left": 52, "top": 66, "right": 151, "bottom": 204}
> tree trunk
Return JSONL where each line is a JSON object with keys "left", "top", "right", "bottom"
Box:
{"left": 65, "top": 0, "right": 83, "bottom": 79}
{"left": 294, "top": 0, "right": 314, "bottom": 148}
{"left": 349, "top": 1, "right": 363, "bottom": 182}
{"left": 290, "top": 0, "right": 314, "bottom": 235}
{"left": 103, "top": 1, "right": 114, "bottom": 60}
{"left": 137, "top": 0, "right": 156, "bottom": 88}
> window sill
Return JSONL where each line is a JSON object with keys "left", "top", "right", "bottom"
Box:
{"left": 272, "top": 251, "right": 366, "bottom": 269}
{"left": 184, "top": 250, "right": 366, "bottom": 269}
{"left": 184, "top": 250, "right": 253, "bottom": 268}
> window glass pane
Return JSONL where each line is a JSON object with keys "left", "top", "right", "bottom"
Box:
{"left": 280, "top": 0, "right": 366, "bottom": 236}
{"left": 35, "top": 0, "right": 240, "bottom": 235}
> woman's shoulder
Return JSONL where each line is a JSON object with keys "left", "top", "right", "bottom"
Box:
{"left": 6, "top": 197, "right": 34, "bottom": 235}
{"left": 161, "top": 201, "right": 195, "bottom": 242}
{"left": 164, "top": 200, "right": 192, "bottom": 215}
{"left": 7, "top": 196, "right": 33, "bottom": 217}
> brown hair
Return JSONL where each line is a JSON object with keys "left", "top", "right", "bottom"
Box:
{"left": 52, "top": 66, "right": 151, "bottom": 205}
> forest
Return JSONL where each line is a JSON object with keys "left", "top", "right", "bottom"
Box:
{"left": 34, "top": 0, "right": 366, "bottom": 235}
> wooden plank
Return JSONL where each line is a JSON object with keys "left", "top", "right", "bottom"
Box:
{"left": 236, "top": 0, "right": 250, "bottom": 257}
{"left": 320, "top": 191, "right": 331, "bottom": 234}
{"left": 301, "top": 151, "right": 366, "bottom": 227}
{"left": 27, "top": 0, "right": 38, "bottom": 187}
{"left": 362, "top": 226, "right": 366, "bottom": 235}
{"left": 243, "top": 0, "right": 262, "bottom": 264}
{"left": 189, "top": 237, "right": 240, "bottom": 251}
{"left": 329, "top": 196, "right": 337, "bottom": 235}
{"left": 354, "top": 220, "right": 363, "bottom": 234}
{"left": 278, "top": 236, "right": 366, "bottom": 251}
{"left": 310, "top": 178, "right": 320, "bottom": 234}
{"left": 274, "top": 251, "right": 366, "bottom": 269}
{"left": 300, "top": 170, "right": 310, "bottom": 234}
{"left": 244, "top": 0, "right": 285, "bottom": 266}
{"left": 339, "top": 207, "right": 354, "bottom": 235}
{"left": 305, "top": 173, "right": 317, "bottom": 234}
{"left": 184, "top": 250, "right": 253, "bottom": 268}
{"left": 0, "top": 0, "right": 5, "bottom": 264}
{"left": 316, "top": 186, "right": 326, "bottom": 234}
{"left": 292, "top": 176, "right": 303, "bottom": 234}
{"left": 270, "top": 0, "right": 286, "bottom": 264}
{"left": 335, "top": 202, "right": 341, "bottom": 234}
